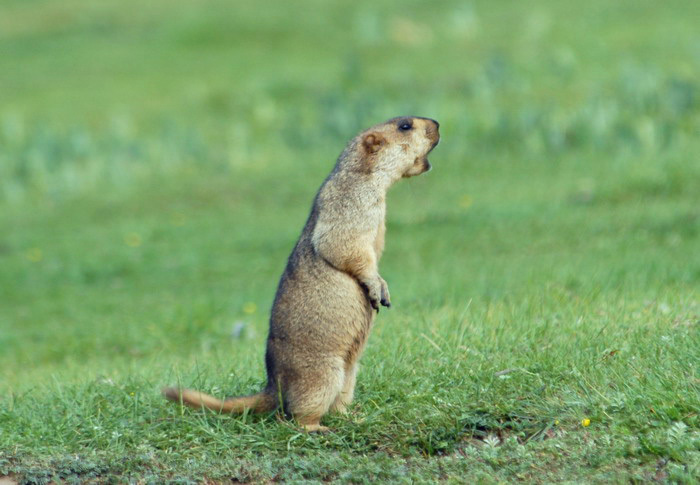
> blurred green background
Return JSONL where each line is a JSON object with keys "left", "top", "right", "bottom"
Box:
{"left": 2, "top": 0, "right": 699, "bottom": 203}
{"left": 1, "top": 0, "right": 699, "bottom": 482}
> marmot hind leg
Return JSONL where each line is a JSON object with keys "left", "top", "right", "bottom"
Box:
{"left": 330, "top": 363, "right": 357, "bottom": 414}
{"left": 285, "top": 357, "right": 345, "bottom": 432}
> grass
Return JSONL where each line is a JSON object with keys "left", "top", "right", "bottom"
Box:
{"left": 1, "top": 0, "right": 699, "bottom": 482}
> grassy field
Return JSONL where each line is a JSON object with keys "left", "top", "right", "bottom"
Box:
{"left": 1, "top": 0, "right": 699, "bottom": 482}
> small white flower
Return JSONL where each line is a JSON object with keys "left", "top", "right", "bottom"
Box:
{"left": 484, "top": 434, "right": 500, "bottom": 448}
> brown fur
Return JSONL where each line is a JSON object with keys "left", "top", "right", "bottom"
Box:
{"left": 163, "top": 116, "right": 440, "bottom": 432}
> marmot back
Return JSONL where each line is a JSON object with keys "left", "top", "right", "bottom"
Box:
{"left": 164, "top": 116, "right": 440, "bottom": 432}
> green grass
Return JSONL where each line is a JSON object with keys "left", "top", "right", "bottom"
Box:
{"left": 1, "top": 0, "right": 699, "bottom": 482}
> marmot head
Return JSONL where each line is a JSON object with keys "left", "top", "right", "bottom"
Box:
{"left": 345, "top": 116, "right": 440, "bottom": 181}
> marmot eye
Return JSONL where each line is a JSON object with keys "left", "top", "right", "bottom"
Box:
{"left": 398, "top": 122, "right": 413, "bottom": 131}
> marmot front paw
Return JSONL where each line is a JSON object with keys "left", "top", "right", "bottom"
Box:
{"left": 379, "top": 277, "right": 391, "bottom": 308}
{"left": 363, "top": 277, "right": 390, "bottom": 311}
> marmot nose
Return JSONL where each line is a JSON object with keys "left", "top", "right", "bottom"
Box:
{"left": 429, "top": 119, "right": 440, "bottom": 129}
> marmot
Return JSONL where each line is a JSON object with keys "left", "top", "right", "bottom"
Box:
{"left": 164, "top": 116, "right": 440, "bottom": 431}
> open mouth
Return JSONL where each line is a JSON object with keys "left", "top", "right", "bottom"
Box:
{"left": 426, "top": 135, "right": 440, "bottom": 158}
{"left": 423, "top": 139, "right": 439, "bottom": 166}
{"left": 404, "top": 134, "right": 439, "bottom": 177}
{"left": 416, "top": 155, "right": 432, "bottom": 174}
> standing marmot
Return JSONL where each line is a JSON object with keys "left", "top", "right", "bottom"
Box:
{"left": 164, "top": 116, "right": 440, "bottom": 431}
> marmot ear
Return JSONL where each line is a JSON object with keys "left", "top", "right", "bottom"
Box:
{"left": 362, "top": 133, "right": 386, "bottom": 154}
